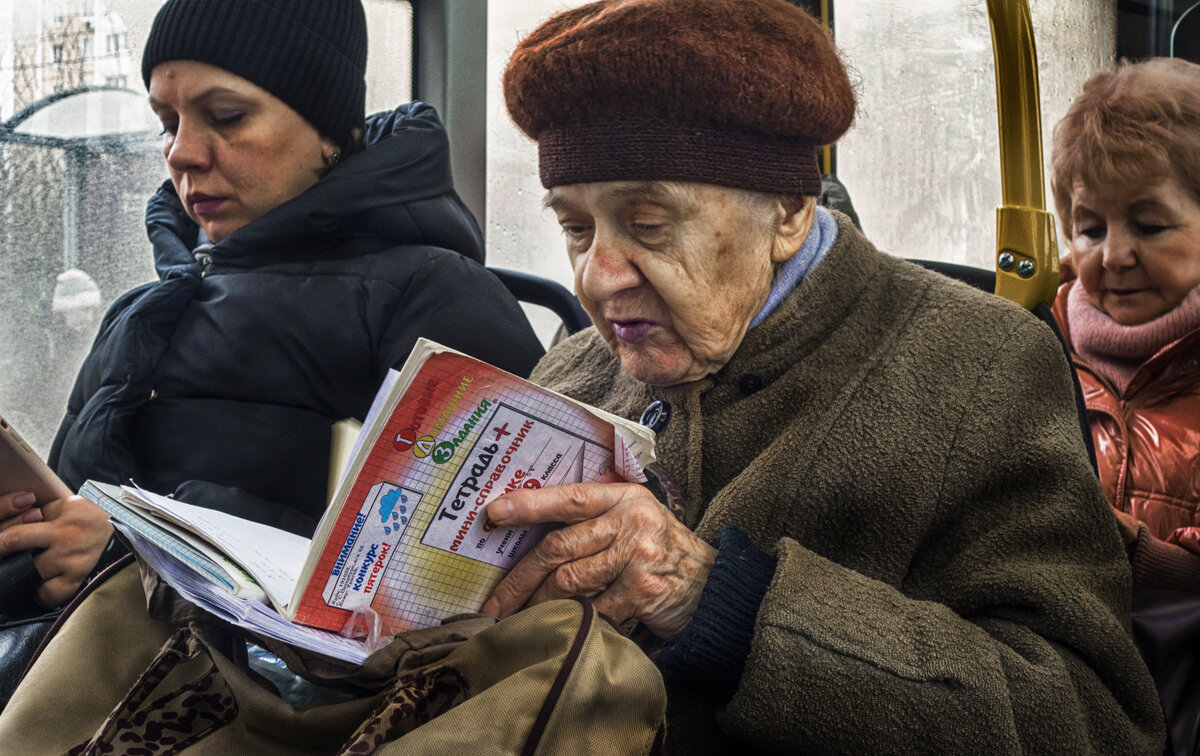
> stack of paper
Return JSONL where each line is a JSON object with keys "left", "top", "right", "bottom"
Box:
{"left": 84, "top": 481, "right": 371, "bottom": 663}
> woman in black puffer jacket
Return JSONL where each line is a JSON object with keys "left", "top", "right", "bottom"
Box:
{"left": 0, "top": 0, "right": 543, "bottom": 613}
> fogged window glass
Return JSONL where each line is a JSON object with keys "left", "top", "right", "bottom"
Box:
{"left": 0, "top": 0, "right": 412, "bottom": 457}
{"left": 485, "top": 0, "right": 1116, "bottom": 316}
{"left": 485, "top": 1, "right": 586, "bottom": 344}
{"left": 364, "top": 0, "right": 413, "bottom": 114}
{"left": 836, "top": 0, "right": 1115, "bottom": 268}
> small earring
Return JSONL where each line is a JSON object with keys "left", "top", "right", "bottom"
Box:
{"left": 325, "top": 150, "right": 341, "bottom": 167}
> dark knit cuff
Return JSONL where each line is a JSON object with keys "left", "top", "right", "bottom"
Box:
{"left": 657, "top": 525, "right": 777, "bottom": 699}
{"left": 1131, "top": 524, "right": 1200, "bottom": 591}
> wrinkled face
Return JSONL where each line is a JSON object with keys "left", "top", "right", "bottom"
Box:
{"left": 148, "top": 60, "right": 336, "bottom": 243}
{"left": 547, "top": 181, "right": 810, "bottom": 386}
{"left": 1070, "top": 176, "right": 1200, "bottom": 325}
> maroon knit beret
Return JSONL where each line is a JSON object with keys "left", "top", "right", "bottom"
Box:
{"left": 504, "top": 0, "right": 856, "bottom": 195}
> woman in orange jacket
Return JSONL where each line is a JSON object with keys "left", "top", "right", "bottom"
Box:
{"left": 1051, "top": 57, "right": 1200, "bottom": 588}
{"left": 1050, "top": 56, "right": 1200, "bottom": 756}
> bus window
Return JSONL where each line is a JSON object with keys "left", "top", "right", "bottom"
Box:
{"left": 1118, "top": 0, "right": 1200, "bottom": 61}
{"left": 835, "top": 1, "right": 1114, "bottom": 270}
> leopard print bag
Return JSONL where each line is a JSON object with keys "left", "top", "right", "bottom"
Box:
{"left": 2, "top": 561, "right": 665, "bottom": 755}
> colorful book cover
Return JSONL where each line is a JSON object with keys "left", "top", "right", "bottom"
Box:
{"left": 288, "top": 339, "right": 655, "bottom": 634}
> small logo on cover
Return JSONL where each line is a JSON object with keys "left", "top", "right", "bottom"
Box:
{"left": 393, "top": 428, "right": 417, "bottom": 452}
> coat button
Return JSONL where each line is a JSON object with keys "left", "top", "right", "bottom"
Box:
{"left": 739, "top": 374, "right": 764, "bottom": 394}
{"left": 640, "top": 400, "right": 670, "bottom": 433}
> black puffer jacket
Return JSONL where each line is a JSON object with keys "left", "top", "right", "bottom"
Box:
{"left": 49, "top": 102, "right": 544, "bottom": 535}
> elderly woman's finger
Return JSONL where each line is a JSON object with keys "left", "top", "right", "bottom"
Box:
{"left": 527, "top": 548, "right": 626, "bottom": 608}
{"left": 589, "top": 534, "right": 716, "bottom": 640}
{"left": 486, "top": 480, "right": 640, "bottom": 526}
{"left": 482, "top": 517, "right": 619, "bottom": 617}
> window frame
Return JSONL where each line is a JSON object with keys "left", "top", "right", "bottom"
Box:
{"left": 411, "top": 0, "right": 489, "bottom": 233}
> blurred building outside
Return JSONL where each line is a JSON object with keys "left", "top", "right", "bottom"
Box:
{"left": 3, "top": 0, "right": 135, "bottom": 119}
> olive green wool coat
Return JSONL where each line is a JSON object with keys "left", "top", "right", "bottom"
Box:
{"left": 530, "top": 213, "right": 1165, "bottom": 754}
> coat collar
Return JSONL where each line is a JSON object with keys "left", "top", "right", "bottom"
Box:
{"left": 645, "top": 210, "right": 881, "bottom": 409}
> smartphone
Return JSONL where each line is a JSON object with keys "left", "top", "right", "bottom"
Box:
{"left": 0, "top": 414, "right": 72, "bottom": 505}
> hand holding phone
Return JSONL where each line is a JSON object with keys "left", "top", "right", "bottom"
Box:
{"left": 1, "top": 414, "right": 71, "bottom": 505}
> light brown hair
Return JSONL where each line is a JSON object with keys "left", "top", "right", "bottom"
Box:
{"left": 1051, "top": 57, "right": 1200, "bottom": 238}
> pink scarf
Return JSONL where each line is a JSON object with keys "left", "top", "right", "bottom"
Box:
{"left": 1068, "top": 281, "right": 1200, "bottom": 395}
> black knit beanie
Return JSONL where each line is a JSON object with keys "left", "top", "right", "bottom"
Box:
{"left": 142, "top": 0, "right": 367, "bottom": 148}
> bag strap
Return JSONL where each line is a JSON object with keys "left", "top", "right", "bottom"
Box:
{"left": 520, "top": 596, "right": 595, "bottom": 756}
{"left": 338, "top": 598, "right": 600, "bottom": 755}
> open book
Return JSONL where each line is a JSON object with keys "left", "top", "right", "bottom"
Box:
{"left": 82, "top": 338, "right": 656, "bottom": 663}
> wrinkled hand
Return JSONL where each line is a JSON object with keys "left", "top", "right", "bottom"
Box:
{"left": 481, "top": 475, "right": 715, "bottom": 640}
{"left": 0, "top": 491, "right": 112, "bottom": 607}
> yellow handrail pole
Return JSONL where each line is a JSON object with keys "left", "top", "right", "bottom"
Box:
{"left": 987, "top": 0, "right": 1059, "bottom": 310}
{"left": 820, "top": 0, "right": 834, "bottom": 176}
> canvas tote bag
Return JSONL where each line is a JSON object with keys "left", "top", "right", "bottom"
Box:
{"left": 0, "top": 561, "right": 666, "bottom": 755}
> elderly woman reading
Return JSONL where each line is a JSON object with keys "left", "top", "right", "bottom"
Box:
{"left": 482, "top": 0, "right": 1165, "bottom": 752}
